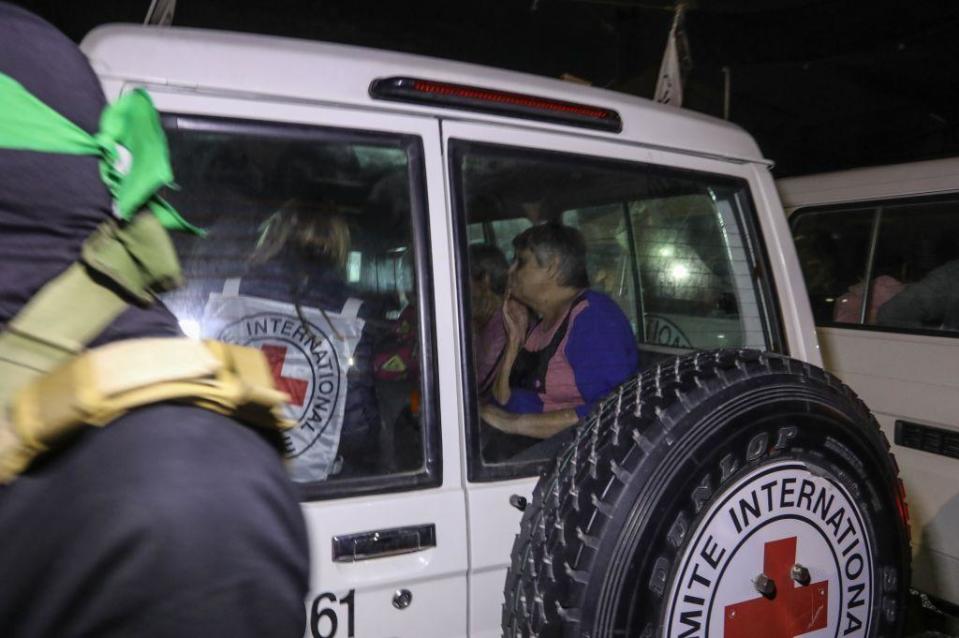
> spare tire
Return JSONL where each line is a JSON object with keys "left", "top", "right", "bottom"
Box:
{"left": 502, "top": 349, "right": 910, "bottom": 638}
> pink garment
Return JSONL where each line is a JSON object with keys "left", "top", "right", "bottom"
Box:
{"left": 475, "top": 308, "right": 507, "bottom": 391}
{"left": 833, "top": 275, "right": 905, "bottom": 324}
{"left": 523, "top": 301, "right": 590, "bottom": 412}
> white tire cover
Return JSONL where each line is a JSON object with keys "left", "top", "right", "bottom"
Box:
{"left": 664, "top": 460, "right": 873, "bottom": 638}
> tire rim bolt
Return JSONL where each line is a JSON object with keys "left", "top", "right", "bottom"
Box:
{"left": 753, "top": 573, "right": 776, "bottom": 598}
{"left": 791, "top": 563, "right": 811, "bottom": 586}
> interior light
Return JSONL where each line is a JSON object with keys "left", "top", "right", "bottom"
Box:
{"left": 669, "top": 263, "right": 689, "bottom": 282}
{"left": 658, "top": 246, "right": 674, "bottom": 258}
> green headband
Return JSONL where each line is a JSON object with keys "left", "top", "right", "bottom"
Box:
{"left": 0, "top": 72, "right": 203, "bottom": 236}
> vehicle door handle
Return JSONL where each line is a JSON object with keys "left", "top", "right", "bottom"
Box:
{"left": 332, "top": 523, "right": 436, "bottom": 563}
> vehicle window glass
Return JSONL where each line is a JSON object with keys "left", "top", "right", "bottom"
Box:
{"left": 792, "top": 199, "right": 959, "bottom": 337}
{"left": 160, "top": 115, "right": 435, "bottom": 499}
{"left": 566, "top": 197, "right": 767, "bottom": 351}
{"left": 626, "top": 192, "right": 764, "bottom": 350}
{"left": 563, "top": 204, "right": 639, "bottom": 335}
{"left": 790, "top": 208, "right": 875, "bottom": 325}
{"left": 872, "top": 200, "right": 959, "bottom": 335}
{"left": 488, "top": 218, "right": 533, "bottom": 261}
{"left": 452, "top": 141, "right": 772, "bottom": 479}
{"left": 467, "top": 222, "right": 486, "bottom": 244}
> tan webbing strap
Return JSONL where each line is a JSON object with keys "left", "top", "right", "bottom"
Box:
{"left": 0, "top": 338, "right": 293, "bottom": 483}
{"left": 82, "top": 211, "right": 183, "bottom": 305}
{"left": 0, "top": 212, "right": 183, "bottom": 412}
{"left": 0, "top": 212, "right": 288, "bottom": 484}
{"left": 2, "top": 262, "right": 129, "bottom": 361}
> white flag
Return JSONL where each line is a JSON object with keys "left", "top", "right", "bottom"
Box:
{"left": 144, "top": 0, "right": 177, "bottom": 25}
{"left": 654, "top": 4, "right": 687, "bottom": 107}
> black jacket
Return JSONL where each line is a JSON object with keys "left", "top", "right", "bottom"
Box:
{"left": 877, "top": 259, "right": 959, "bottom": 331}
{"left": 0, "top": 5, "right": 309, "bottom": 636}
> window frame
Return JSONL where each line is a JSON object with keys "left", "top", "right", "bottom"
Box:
{"left": 790, "top": 192, "right": 959, "bottom": 340}
{"left": 449, "top": 138, "right": 785, "bottom": 482}
{"left": 161, "top": 113, "right": 443, "bottom": 501}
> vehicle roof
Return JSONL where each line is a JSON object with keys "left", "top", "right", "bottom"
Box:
{"left": 81, "top": 25, "right": 765, "bottom": 164}
{"left": 777, "top": 156, "right": 959, "bottom": 212}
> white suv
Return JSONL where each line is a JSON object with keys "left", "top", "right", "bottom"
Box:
{"left": 82, "top": 25, "right": 910, "bottom": 638}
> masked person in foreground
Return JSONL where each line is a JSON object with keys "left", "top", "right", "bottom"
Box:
{"left": 0, "top": 5, "right": 309, "bottom": 637}
{"left": 480, "top": 223, "right": 639, "bottom": 456}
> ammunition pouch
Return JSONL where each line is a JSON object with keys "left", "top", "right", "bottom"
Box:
{"left": 0, "top": 337, "right": 292, "bottom": 483}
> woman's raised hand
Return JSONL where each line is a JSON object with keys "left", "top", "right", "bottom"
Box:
{"left": 502, "top": 294, "right": 529, "bottom": 346}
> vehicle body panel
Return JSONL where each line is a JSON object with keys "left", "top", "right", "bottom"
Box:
{"left": 780, "top": 159, "right": 959, "bottom": 606}
{"left": 83, "top": 25, "right": 818, "bottom": 636}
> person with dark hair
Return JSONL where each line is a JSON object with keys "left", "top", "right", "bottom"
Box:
{"left": 470, "top": 243, "right": 510, "bottom": 392}
{"left": 481, "top": 222, "right": 638, "bottom": 448}
{"left": 0, "top": 5, "right": 308, "bottom": 636}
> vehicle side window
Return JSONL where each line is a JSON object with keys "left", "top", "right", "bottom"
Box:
{"left": 452, "top": 140, "right": 776, "bottom": 480}
{"left": 791, "top": 208, "right": 875, "bottom": 324}
{"left": 160, "top": 115, "right": 438, "bottom": 500}
{"left": 874, "top": 202, "right": 959, "bottom": 334}
{"left": 792, "top": 198, "right": 959, "bottom": 337}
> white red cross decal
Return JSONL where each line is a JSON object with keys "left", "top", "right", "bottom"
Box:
{"left": 724, "top": 537, "right": 829, "bottom": 638}
{"left": 260, "top": 344, "right": 308, "bottom": 406}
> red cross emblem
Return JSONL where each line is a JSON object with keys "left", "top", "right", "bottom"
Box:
{"left": 261, "top": 344, "right": 308, "bottom": 406}
{"left": 724, "top": 537, "right": 829, "bottom": 638}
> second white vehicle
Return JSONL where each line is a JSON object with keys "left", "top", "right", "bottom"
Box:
{"left": 781, "top": 159, "right": 959, "bottom": 609}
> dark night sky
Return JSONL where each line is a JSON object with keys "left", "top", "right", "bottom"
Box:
{"left": 11, "top": 0, "right": 959, "bottom": 177}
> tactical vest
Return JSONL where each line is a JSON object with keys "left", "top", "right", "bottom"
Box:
{"left": 0, "top": 213, "right": 293, "bottom": 483}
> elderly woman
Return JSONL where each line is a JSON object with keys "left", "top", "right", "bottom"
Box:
{"left": 481, "top": 222, "right": 639, "bottom": 446}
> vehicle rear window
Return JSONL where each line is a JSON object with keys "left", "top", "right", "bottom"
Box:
{"left": 451, "top": 141, "right": 776, "bottom": 479}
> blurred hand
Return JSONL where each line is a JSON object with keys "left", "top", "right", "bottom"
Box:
{"left": 502, "top": 295, "right": 529, "bottom": 347}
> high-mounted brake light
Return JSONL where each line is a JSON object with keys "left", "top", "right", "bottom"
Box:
{"left": 369, "top": 77, "right": 623, "bottom": 133}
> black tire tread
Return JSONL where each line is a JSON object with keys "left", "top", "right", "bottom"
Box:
{"left": 501, "top": 348, "right": 907, "bottom": 638}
